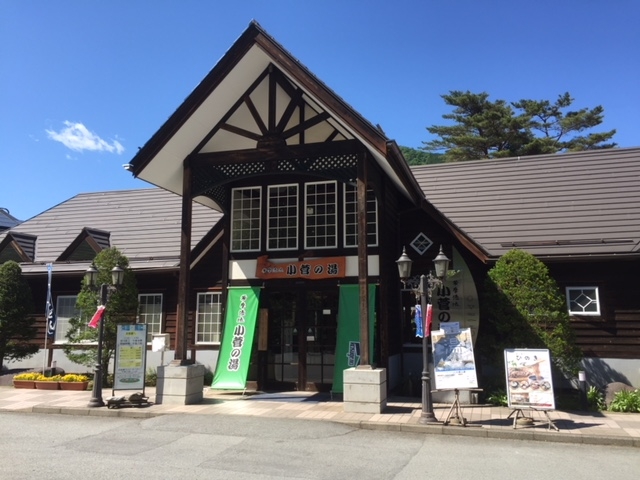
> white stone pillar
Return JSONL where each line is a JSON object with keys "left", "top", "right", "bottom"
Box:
{"left": 343, "top": 367, "right": 387, "bottom": 413}
{"left": 155, "top": 364, "right": 204, "bottom": 405}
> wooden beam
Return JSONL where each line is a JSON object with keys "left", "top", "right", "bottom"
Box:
{"left": 357, "top": 151, "right": 370, "bottom": 367}
{"left": 244, "top": 96, "right": 268, "bottom": 136}
{"left": 173, "top": 156, "right": 193, "bottom": 364}
{"left": 219, "top": 123, "right": 262, "bottom": 141}
{"left": 282, "top": 112, "right": 330, "bottom": 139}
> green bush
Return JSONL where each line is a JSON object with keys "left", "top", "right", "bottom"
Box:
{"left": 480, "top": 249, "right": 582, "bottom": 377}
{"left": 145, "top": 368, "right": 157, "bottom": 386}
{"left": 203, "top": 366, "right": 214, "bottom": 387}
{"left": 485, "top": 389, "right": 508, "bottom": 406}
{"left": 587, "top": 386, "right": 606, "bottom": 411}
{"left": 609, "top": 389, "right": 640, "bottom": 413}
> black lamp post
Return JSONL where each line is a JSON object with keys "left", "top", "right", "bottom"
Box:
{"left": 396, "top": 245, "right": 450, "bottom": 424}
{"left": 85, "top": 264, "right": 125, "bottom": 408}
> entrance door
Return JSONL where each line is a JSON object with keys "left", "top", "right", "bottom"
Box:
{"left": 265, "top": 288, "right": 338, "bottom": 391}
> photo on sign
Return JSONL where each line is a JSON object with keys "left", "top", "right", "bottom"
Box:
{"left": 504, "top": 348, "right": 555, "bottom": 410}
{"left": 431, "top": 327, "right": 478, "bottom": 390}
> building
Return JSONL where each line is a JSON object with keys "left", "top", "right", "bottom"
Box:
{"left": 414, "top": 147, "right": 640, "bottom": 387}
{"left": 1, "top": 22, "right": 638, "bottom": 391}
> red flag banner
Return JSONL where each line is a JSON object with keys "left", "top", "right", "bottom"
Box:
{"left": 88, "top": 305, "right": 106, "bottom": 329}
{"left": 426, "top": 304, "right": 433, "bottom": 337}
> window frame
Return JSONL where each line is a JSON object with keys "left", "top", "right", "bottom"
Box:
{"left": 304, "top": 180, "right": 338, "bottom": 250}
{"left": 138, "top": 293, "right": 163, "bottom": 343}
{"left": 195, "top": 292, "right": 223, "bottom": 345}
{"left": 230, "top": 186, "right": 262, "bottom": 252}
{"left": 54, "top": 295, "right": 80, "bottom": 343}
{"left": 267, "top": 183, "right": 299, "bottom": 251}
{"left": 343, "top": 184, "right": 379, "bottom": 248}
{"left": 566, "top": 286, "right": 601, "bottom": 316}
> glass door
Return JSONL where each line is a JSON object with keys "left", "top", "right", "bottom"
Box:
{"left": 265, "top": 288, "right": 338, "bottom": 391}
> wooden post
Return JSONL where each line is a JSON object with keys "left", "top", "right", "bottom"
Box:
{"left": 174, "top": 157, "right": 193, "bottom": 364}
{"left": 357, "top": 153, "right": 370, "bottom": 367}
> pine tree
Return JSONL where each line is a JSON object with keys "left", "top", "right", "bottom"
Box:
{"left": 424, "top": 91, "right": 616, "bottom": 161}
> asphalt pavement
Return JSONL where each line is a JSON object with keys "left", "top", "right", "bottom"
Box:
{"left": 1, "top": 385, "right": 638, "bottom": 449}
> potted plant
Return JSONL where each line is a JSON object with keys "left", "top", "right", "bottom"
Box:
{"left": 34, "top": 374, "right": 62, "bottom": 390}
{"left": 59, "top": 374, "right": 90, "bottom": 391}
{"left": 12, "top": 372, "right": 40, "bottom": 389}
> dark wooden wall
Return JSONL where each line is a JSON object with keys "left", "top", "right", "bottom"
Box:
{"left": 549, "top": 258, "right": 640, "bottom": 360}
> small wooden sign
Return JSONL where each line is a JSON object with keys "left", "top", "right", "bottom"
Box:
{"left": 255, "top": 255, "right": 346, "bottom": 280}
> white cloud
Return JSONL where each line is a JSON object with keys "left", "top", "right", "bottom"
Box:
{"left": 46, "top": 121, "right": 124, "bottom": 154}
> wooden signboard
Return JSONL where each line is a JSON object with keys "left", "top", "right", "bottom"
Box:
{"left": 255, "top": 255, "right": 345, "bottom": 280}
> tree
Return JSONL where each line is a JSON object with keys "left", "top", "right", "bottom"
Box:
{"left": 399, "top": 146, "right": 444, "bottom": 165}
{"left": 0, "top": 261, "right": 38, "bottom": 370}
{"left": 479, "top": 249, "right": 582, "bottom": 379}
{"left": 63, "top": 248, "right": 138, "bottom": 386}
{"left": 423, "top": 90, "right": 616, "bottom": 161}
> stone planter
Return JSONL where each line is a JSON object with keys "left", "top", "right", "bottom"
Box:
{"left": 59, "top": 381, "right": 89, "bottom": 391}
{"left": 13, "top": 380, "right": 36, "bottom": 389}
{"left": 35, "top": 381, "right": 60, "bottom": 390}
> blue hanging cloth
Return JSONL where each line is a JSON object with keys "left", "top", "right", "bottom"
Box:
{"left": 414, "top": 304, "right": 423, "bottom": 338}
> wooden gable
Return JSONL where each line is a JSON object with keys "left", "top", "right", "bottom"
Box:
{"left": 128, "top": 21, "right": 425, "bottom": 212}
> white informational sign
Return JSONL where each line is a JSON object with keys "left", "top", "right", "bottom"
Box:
{"left": 151, "top": 333, "right": 169, "bottom": 352}
{"left": 114, "top": 324, "right": 147, "bottom": 391}
{"left": 431, "top": 327, "right": 478, "bottom": 389}
{"left": 504, "top": 349, "right": 555, "bottom": 410}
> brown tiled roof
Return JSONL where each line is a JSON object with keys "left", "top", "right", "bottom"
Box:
{"left": 0, "top": 188, "right": 222, "bottom": 274}
{"left": 412, "top": 147, "right": 640, "bottom": 260}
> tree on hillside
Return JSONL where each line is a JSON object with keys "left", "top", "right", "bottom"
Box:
{"left": 399, "top": 146, "right": 444, "bottom": 165}
{"left": 423, "top": 91, "right": 616, "bottom": 162}
{"left": 478, "top": 249, "right": 582, "bottom": 379}
{"left": 0, "top": 261, "right": 38, "bottom": 371}
{"left": 63, "top": 248, "right": 138, "bottom": 386}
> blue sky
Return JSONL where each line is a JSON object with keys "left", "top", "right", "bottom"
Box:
{"left": 2, "top": 1, "right": 639, "bottom": 221}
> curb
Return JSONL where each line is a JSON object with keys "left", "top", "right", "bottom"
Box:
{"left": 8, "top": 404, "right": 640, "bottom": 449}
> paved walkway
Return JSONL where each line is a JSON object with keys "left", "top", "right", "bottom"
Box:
{"left": 1, "top": 386, "right": 639, "bottom": 448}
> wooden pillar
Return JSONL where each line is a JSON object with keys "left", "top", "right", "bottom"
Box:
{"left": 357, "top": 153, "right": 370, "bottom": 367}
{"left": 174, "top": 157, "right": 193, "bottom": 364}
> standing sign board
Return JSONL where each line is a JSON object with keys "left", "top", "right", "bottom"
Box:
{"left": 431, "top": 325, "right": 478, "bottom": 390}
{"left": 114, "top": 324, "right": 147, "bottom": 391}
{"left": 504, "top": 349, "right": 555, "bottom": 410}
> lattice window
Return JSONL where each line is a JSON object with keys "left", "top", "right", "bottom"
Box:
{"left": 566, "top": 287, "right": 600, "bottom": 316}
{"left": 410, "top": 233, "right": 434, "bottom": 256}
{"left": 196, "top": 292, "right": 223, "bottom": 344}
{"left": 344, "top": 184, "right": 378, "bottom": 247}
{"left": 305, "top": 181, "right": 337, "bottom": 249}
{"left": 267, "top": 184, "right": 298, "bottom": 251}
{"left": 55, "top": 296, "right": 80, "bottom": 343}
{"left": 139, "top": 294, "right": 163, "bottom": 342}
{"left": 231, "top": 187, "right": 261, "bottom": 252}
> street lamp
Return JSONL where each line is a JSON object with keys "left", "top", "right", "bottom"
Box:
{"left": 85, "top": 264, "right": 125, "bottom": 407}
{"left": 396, "top": 245, "right": 450, "bottom": 424}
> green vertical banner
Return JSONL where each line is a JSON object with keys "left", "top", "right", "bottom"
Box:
{"left": 332, "top": 284, "right": 376, "bottom": 393}
{"left": 212, "top": 287, "right": 261, "bottom": 389}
